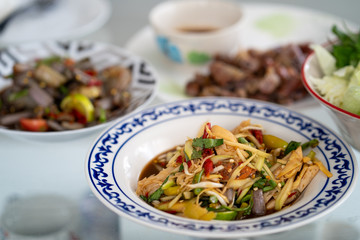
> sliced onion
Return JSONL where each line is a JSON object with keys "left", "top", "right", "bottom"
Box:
{"left": 187, "top": 182, "right": 223, "bottom": 189}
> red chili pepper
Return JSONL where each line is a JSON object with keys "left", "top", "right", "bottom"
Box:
{"left": 165, "top": 210, "right": 177, "bottom": 214}
{"left": 176, "top": 155, "right": 184, "bottom": 164}
{"left": 186, "top": 161, "right": 192, "bottom": 168}
{"left": 47, "top": 112, "right": 58, "bottom": 120}
{"left": 202, "top": 148, "right": 214, "bottom": 158}
{"left": 252, "top": 129, "right": 263, "bottom": 144}
{"left": 87, "top": 78, "right": 102, "bottom": 86}
{"left": 84, "top": 69, "right": 97, "bottom": 76}
{"left": 176, "top": 156, "right": 191, "bottom": 170}
{"left": 202, "top": 122, "right": 211, "bottom": 139}
{"left": 288, "top": 191, "right": 297, "bottom": 199}
{"left": 72, "top": 110, "right": 87, "bottom": 124}
{"left": 203, "top": 159, "right": 214, "bottom": 177}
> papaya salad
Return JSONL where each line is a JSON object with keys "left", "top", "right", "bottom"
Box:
{"left": 136, "top": 120, "right": 332, "bottom": 221}
{"left": 0, "top": 56, "right": 132, "bottom": 132}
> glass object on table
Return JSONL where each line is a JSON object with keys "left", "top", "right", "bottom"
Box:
{"left": 79, "top": 192, "right": 120, "bottom": 240}
{"left": 0, "top": 194, "right": 80, "bottom": 240}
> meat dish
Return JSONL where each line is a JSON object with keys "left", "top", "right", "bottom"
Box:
{"left": 0, "top": 56, "right": 132, "bottom": 132}
{"left": 186, "top": 43, "right": 312, "bottom": 104}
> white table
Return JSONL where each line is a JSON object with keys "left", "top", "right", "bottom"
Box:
{"left": 1, "top": 0, "right": 360, "bottom": 239}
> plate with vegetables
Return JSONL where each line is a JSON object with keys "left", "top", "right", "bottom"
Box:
{"left": 86, "top": 97, "right": 357, "bottom": 238}
{"left": 0, "top": 40, "right": 157, "bottom": 141}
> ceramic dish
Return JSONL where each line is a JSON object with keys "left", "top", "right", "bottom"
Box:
{"left": 302, "top": 45, "right": 360, "bottom": 151}
{"left": 85, "top": 97, "right": 357, "bottom": 238}
{"left": 0, "top": 40, "right": 157, "bottom": 142}
{"left": 149, "top": 0, "right": 242, "bottom": 65}
{"left": 0, "top": 0, "right": 111, "bottom": 44}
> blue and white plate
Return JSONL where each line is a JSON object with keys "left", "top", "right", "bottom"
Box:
{"left": 85, "top": 97, "right": 357, "bottom": 238}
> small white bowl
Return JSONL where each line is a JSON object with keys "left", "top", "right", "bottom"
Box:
{"left": 149, "top": 0, "right": 242, "bottom": 65}
{"left": 301, "top": 48, "right": 360, "bottom": 151}
{"left": 85, "top": 97, "right": 357, "bottom": 239}
{"left": 0, "top": 40, "right": 157, "bottom": 142}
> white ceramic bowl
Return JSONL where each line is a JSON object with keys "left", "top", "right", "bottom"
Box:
{"left": 149, "top": 0, "right": 242, "bottom": 65}
{"left": 301, "top": 48, "right": 360, "bottom": 151}
{"left": 0, "top": 40, "right": 157, "bottom": 142}
{"left": 85, "top": 97, "right": 357, "bottom": 239}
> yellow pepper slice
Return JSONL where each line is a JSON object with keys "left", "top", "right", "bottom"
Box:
{"left": 60, "top": 93, "right": 95, "bottom": 122}
{"left": 164, "top": 186, "right": 181, "bottom": 196}
{"left": 263, "top": 135, "right": 288, "bottom": 149}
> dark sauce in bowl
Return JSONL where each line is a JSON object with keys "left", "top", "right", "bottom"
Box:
{"left": 139, "top": 147, "right": 178, "bottom": 180}
{"left": 176, "top": 26, "right": 219, "bottom": 33}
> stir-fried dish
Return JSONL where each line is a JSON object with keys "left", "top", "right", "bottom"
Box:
{"left": 137, "top": 120, "right": 332, "bottom": 221}
{"left": 186, "top": 43, "right": 312, "bottom": 104}
{"left": 0, "top": 56, "right": 132, "bottom": 131}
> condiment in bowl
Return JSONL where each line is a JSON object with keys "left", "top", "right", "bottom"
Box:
{"left": 149, "top": 0, "right": 242, "bottom": 65}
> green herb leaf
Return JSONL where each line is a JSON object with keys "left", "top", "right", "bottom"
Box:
{"left": 147, "top": 188, "right": 163, "bottom": 203}
{"left": 37, "top": 56, "right": 62, "bottom": 66}
{"left": 179, "top": 163, "right": 184, "bottom": 172}
{"left": 203, "top": 138, "right": 223, "bottom": 148}
{"left": 191, "top": 149, "right": 203, "bottom": 159}
{"left": 147, "top": 175, "right": 170, "bottom": 202}
{"left": 192, "top": 138, "right": 204, "bottom": 147}
{"left": 140, "top": 195, "right": 148, "bottom": 202}
{"left": 331, "top": 25, "right": 360, "bottom": 68}
{"left": 192, "top": 137, "right": 224, "bottom": 148}
{"left": 8, "top": 89, "right": 29, "bottom": 102}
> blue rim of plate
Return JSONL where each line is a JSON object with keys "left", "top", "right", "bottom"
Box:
{"left": 85, "top": 97, "right": 358, "bottom": 238}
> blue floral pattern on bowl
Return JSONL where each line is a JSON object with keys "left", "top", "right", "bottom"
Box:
{"left": 86, "top": 97, "right": 358, "bottom": 238}
{"left": 156, "top": 36, "right": 182, "bottom": 63}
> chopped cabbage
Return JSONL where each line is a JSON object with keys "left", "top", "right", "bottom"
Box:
{"left": 310, "top": 75, "right": 347, "bottom": 106}
{"left": 348, "top": 63, "right": 360, "bottom": 87}
{"left": 311, "top": 44, "right": 336, "bottom": 76}
{"left": 310, "top": 44, "right": 360, "bottom": 115}
{"left": 333, "top": 65, "right": 354, "bottom": 79}
{"left": 342, "top": 86, "right": 360, "bottom": 115}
